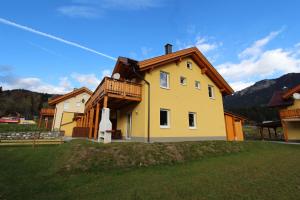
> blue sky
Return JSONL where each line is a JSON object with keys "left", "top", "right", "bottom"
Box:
{"left": 1, "top": 0, "right": 300, "bottom": 93}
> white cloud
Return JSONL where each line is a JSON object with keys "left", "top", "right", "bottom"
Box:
{"left": 58, "top": 0, "right": 164, "bottom": 19}
{"left": 71, "top": 69, "right": 111, "bottom": 90}
{"left": 229, "top": 81, "right": 254, "bottom": 92}
{"left": 238, "top": 29, "right": 282, "bottom": 59}
{"left": 101, "top": 0, "right": 163, "bottom": 9}
{"left": 57, "top": 5, "right": 101, "bottom": 19}
{"left": 193, "top": 37, "right": 219, "bottom": 53}
{"left": 177, "top": 36, "right": 221, "bottom": 54}
{"left": 217, "top": 30, "right": 300, "bottom": 91}
{"left": 71, "top": 73, "right": 100, "bottom": 88}
{"left": 0, "top": 76, "right": 72, "bottom": 94}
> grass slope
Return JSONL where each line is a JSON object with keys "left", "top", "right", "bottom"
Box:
{"left": 0, "top": 140, "right": 300, "bottom": 200}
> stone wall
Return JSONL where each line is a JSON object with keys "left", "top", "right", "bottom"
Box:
{"left": 0, "top": 131, "right": 63, "bottom": 140}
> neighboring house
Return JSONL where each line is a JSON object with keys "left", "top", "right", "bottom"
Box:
{"left": 79, "top": 44, "right": 237, "bottom": 143}
{"left": 48, "top": 87, "right": 92, "bottom": 136}
{"left": 268, "top": 84, "right": 300, "bottom": 141}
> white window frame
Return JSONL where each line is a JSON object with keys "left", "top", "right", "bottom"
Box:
{"left": 208, "top": 85, "right": 215, "bottom": 99}
{"left": 187, "top": 61, "right": 192, "bottom": 70}
{"left": 195, "top": 81, "right": 201, "bottom": 90}
{"left": 160, "top": 108, "right": 170, "bottom": 128}
{"left": 160, "top": 71, "right": 170, "bottom": 89}
{"left": 180, "top": 76, "right": 187, "bottom": 86}
{"left": 188, "top": 112, "right": 197, "bottom": 129}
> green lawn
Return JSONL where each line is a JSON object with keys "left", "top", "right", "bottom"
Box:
{"left": 1, "top": 140, "right": 300, "bottom": 200}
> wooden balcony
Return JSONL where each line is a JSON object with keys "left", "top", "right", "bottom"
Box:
{"left": 40, "top": 108, "right": 55, "bottom": 116}
{"left": 85, "top": 77, "right": 142, "bottom": 110}
{"left": 280, "top": 109, "right": 300, "bottom": 120}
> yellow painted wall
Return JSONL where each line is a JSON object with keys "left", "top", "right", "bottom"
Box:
{"left": 287, "top": 99, "right": 300, "bottom": 110}
{"left": 146, "top": 58, "right": 226, "bottom": 139}
{"left": 286, "top": 121, "right": 300, "bottom": 140}
{"left": 117, "top": 81, "right": 147, "bottom": 140}
{"left": 60, "top": 112, "right": 77, "bottom": 136}
{"left": 120, "top": 57, "right": 226, "bottom": 141}
{"left": 52, "top": 92, "right": 91, "bottom": 131}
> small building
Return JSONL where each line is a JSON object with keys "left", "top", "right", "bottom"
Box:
{"left": 224, "top": 111, "right": 246, "bottom": 141}
{"left": 268, "top": 85, "right": 300, "bottom": 141}
{"left": 47, "top": 87, "right": 92, "bottom": 136}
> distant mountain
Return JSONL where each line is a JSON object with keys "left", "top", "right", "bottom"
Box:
{"left": 0, "top": 89, "right": 54, "bottom": 119}
{"left": 224, "top": 73, "right": 300, "bottom": 122}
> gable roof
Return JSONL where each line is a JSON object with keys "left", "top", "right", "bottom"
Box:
{"left": 138, "top": 47, "right": 233, "bottom": 95}
{"left": 282, "top": 84, "right": 300, "bottom": 99}
{"left": 48, "top": 87, "right": 92, "bottom": 106}
{"left": 268, "top": 90, "right": 293, "bottom": 107}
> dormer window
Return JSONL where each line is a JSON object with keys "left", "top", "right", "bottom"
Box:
{"left": 187, "top": 61, "right": 192, "bottom": 70}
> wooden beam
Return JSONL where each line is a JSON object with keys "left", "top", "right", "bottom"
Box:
{"left": 103, "top": 96, "right": 108, "bottom": 108}
{"left": 38, "top": 115, "right": 42, "bottom": 128}
{"left": 88, "top": 108, "right": 94, "bottom": 139}
{"left": 94, "top": 102, "right": 101, "bottom": 140}
{"left": 201, "top": 68, "right": 207, "bottom": 74}
{"left": 282, "top": 120, "right": 289, "bottom": 142}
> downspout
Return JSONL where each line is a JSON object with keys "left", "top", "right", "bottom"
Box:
{"left": 132, "top": 65, "right": 151, "bottom": 143}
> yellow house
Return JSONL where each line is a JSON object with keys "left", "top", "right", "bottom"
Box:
{"left": 269, "top": 84, "right": 300, "bottom": 141}
{"left": 80, "top": 45, "right": 235, "bottom": 143}
{"left": 48, "top": 87, "right": 92, "bottom": 136}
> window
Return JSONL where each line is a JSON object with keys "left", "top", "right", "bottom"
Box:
{"left": 64, "top": 101, "right": 69, "bottom": 110}
{"left": 180, "top": 76, "right": 187, "bottom": 85}
{"left": 208, "top": 85, "right": 215, "bottom": 99}
{"left": 160, "top": 109, "right": 170, "bottom": 128}
{"left": 195, "top": 81, "right": 201, "bottom": 89}
{"left": 82, "top": 94, "right": 87, "bottom": 99}
{"left": 76, "top": 102, "right": 81, "bottom": 107}
{"left": 189, "top": 112, "right": 197, "bottom": 128}
{"left": 187, "top": 61, "right": 192, "bottom": 70}
{"left": 160, "top": 71, "right": 169, "bottom": 89}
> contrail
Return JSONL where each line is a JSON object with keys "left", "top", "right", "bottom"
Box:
{"left": 0, "top": 17, "right": 117, "bottom": 61}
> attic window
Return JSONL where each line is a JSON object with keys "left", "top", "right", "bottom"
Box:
{"left": 180, "top": 76, "right": 187, "bottom": 85}
{"left": 187, "top": 61, "right": 192, "bottom": 70}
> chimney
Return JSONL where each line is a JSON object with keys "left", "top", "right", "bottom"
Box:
{"left": 165, "top": 43, "right": 173, "bottom": 54}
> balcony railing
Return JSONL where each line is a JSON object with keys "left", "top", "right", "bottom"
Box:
{"left": 85, "top": 77, "right": 142, "bottom": 109}
{"left": 40, "top": 108, "right": 55, "bottom": 116}
{"left": 280, "top": 108, "right": 300, "bottom": 119}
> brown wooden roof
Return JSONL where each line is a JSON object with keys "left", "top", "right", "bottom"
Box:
{"left": 268, "top": 91, "right": 293, "bottom": 107}
{"left": 48, "top": 87, "right": 92, "bottom": 105}
{"left": 282, "top": 84, "right": 300, "bottom": 99}
{"left": 138, "top": 47, "right": 233, "bottom": 95}
{"left": 224, "top": 111, "right": 247, "bottom": 120}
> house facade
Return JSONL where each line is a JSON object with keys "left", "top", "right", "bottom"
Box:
{"left": 269, "top": 85, "right": 300, "bottom": 141}
{"left": 48, "top": 87, "right": 92, "bottom": 136}
{"left": 79, "top": 45, "right": 235, "bottom": 143}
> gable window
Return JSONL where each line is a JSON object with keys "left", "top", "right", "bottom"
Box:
{"left": 187, "top": 61, "right": 192, "bottom": 70}
{"left": 64, "top": 101, "right": 69, "bottom": 110}
{"left": 208, "top": 85, "right": 215, "bottom": 99}
{"left": 180, "top": 76, "right": 187, "bottom": 85}
{"left": 160, "top": 109, "right": 170, "bottom": 128}
{"left": 189, "top": 112, "right": 197, "bottom": 128}
{"left": 160, "top": 71, "right": 169, "bottom": 89}
{"left": 195, "top": 81, "right": 201, "bottom": 89}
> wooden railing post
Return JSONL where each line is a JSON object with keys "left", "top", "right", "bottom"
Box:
{"left": 94, "top": 102, "right": 101, "bottom": 140}
{"left": 88, "top": 108, "right": 95, "bottom": 139}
